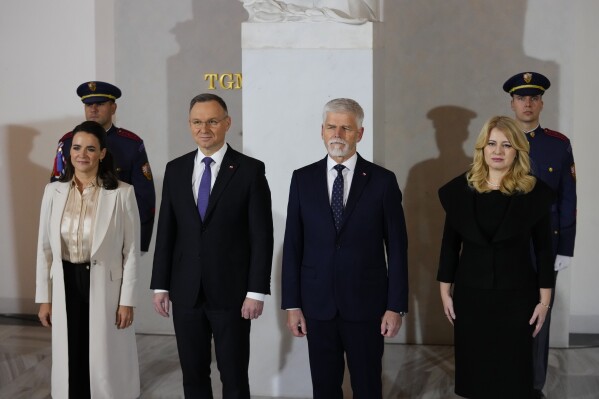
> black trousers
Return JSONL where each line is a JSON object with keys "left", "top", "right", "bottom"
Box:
{"left": 306, "top": 316, "right": 384, "bottom": 399}
{"left": 172, "top": 301, "right": 251, "bottom": 399}
{"left": 62, "top": 260, "right": 91, "bottom": 399}
{"left": 533, "top": 270, "right": 558, "bottom": 390}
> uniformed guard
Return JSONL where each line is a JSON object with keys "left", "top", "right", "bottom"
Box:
{"left": 504, "top": 72, "right": 577, "bottom": 398}
{"left": 51, "top": 81, "right": 156, "bottom": 251}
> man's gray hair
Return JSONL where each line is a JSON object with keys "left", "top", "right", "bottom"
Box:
{"left": 322, "top": 98, "right": 364, "bottom": 127}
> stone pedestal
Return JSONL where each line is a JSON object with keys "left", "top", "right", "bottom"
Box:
{"left": 242, "top": 21, "right": 383, "bottom": 397}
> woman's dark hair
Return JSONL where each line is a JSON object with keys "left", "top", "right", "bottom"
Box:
{"left": 59, "top": 121, "right": 118, "bottom": 190}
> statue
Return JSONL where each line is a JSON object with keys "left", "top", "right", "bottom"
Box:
{"left": 240, "top": 0, "right": 378, "bottom": 24}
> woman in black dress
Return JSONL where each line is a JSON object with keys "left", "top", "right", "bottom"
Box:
{"left": 437, "top": 116, "right": 554, "bottom": 398}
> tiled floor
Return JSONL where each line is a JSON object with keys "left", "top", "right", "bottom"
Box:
{"left": 1, "top": 315, "right": 598, "bottom": 398}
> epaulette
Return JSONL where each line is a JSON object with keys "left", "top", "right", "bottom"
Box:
{"left": 117, "top": 127, "right": 143, "bottom": 142}
{"left": 544, "top": 128, "right": 570, "bottom": 143}
{"left": 58, "top": 131, "right": 73, "bottom": 143}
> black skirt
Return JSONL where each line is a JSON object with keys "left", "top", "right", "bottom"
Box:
{"left": 453, "top": 285, "right": 537, "bottom": 399}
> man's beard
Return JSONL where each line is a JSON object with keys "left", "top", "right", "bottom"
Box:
{"left": 327, "top": 139, "right": 351, "bottom": 157}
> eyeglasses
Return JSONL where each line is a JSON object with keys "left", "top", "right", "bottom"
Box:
{"left": 190, "top": 115, "right": 228, "bottom": 128}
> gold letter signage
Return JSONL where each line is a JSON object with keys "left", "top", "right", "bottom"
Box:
{"left": 204, "top": 73, "right": 242, "bottom": 90}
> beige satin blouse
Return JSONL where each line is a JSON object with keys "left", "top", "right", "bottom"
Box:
{"left": 60, "top": 180, "right": 100, "bottom": 263}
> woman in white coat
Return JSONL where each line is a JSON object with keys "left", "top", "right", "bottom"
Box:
{"left": 36, "top": 121, "right": 140, "bottom": 399}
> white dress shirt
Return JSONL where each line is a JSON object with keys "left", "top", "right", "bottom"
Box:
{"left": 191, "top": 144, "right": 227, "bottom": 203}
{"left": 326, "top": 153, "right": 357, "bottom": 204}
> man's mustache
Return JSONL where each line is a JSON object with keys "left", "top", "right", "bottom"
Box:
{"left": 328, "top": 139, "right": 348, "bottom": 146}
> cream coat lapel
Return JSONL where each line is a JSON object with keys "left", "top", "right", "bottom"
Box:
{"left": 91, "top": 187, "right": 118, "bottom": 256}
{"left": 50, "top": 182, "right": 71, "bottom": 257}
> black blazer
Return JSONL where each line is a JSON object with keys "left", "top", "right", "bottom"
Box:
{"left": 282, "top": 155, "right": 409, "bottom": 321}
{"left": 151, "top": 145, "right": 273, "bottom": 309}
{"left": 437, "top": 174, "right": 555, "bottom": 290}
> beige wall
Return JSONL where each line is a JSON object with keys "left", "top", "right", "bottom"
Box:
{"left": 0, "top": 0, "right": 97, "bottom": 313}
{"left": 570, "top": 0, "right": 599, "bottom": 333}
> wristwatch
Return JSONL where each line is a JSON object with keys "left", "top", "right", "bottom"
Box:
{"left": 399, "top": 312, "right": 407, "bottom": 317}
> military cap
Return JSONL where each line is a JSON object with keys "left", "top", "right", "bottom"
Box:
{"left": 76, "top": 81, "right": 122, "bottom": 104}
{"left": 503, "top": 72, "right": 551, "bottom": 96}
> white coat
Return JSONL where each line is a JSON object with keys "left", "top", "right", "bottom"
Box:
{"left": 36, "top": 181, "right": 141, "bottom": 399}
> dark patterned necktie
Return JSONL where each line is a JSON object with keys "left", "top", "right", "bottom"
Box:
{"left": 331, "top": 164, "right": 345, "bottom": 231}
{"left": 197, "top": 157, "right": 213, "bottom": 220}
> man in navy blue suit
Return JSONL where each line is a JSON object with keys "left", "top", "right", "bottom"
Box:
{"left": 281, "top": 98, "right": 409, "bottom": 399}
{"left": 504, "top": 72, "right": 577, "bottom": 398}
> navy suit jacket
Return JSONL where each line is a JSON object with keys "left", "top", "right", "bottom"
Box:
{"left": 151, "top": 145, "right": 273, "bottom": 309}
{"left": 528, "top": 126, "right": 576, "bottom": 257}
{"left": 281, "top": 154, "right": 408, "bottom": 322}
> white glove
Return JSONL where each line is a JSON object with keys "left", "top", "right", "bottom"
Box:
{"left": 554, "top": 255, "right": 572, "bottom": 271}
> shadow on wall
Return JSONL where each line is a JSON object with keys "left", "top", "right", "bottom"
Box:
{"left": 382, "top": 0, "right": 559, "bottom": 344}
{"left": 403, "top": 106, "right": 475, "bottom": 345}
{"left": 113, "top": 0, "right": 247, "bottom": 334}
{"left": 167, "top": 0, "right": 245, "bottom": 160}
{"left": 6, "top": 120, "right": 79, "bottom": 313}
